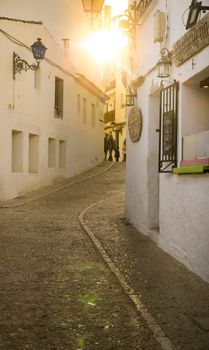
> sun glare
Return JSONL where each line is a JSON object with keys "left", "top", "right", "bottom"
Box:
{"left": 104, "top": 0, "right": 128, "bottom": 17}
{"left": 83, "top": 29, "right": 128, "bottom": 63}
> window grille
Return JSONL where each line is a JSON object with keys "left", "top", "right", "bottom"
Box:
{"left": 54, "top": 77, "right": 64, "bottom": 118}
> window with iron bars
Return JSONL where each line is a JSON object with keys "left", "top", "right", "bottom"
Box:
{"left": 54, "top": 77, "right": 64, "bottom": 119}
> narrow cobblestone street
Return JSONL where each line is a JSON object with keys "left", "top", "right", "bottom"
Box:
{"left": 0, "top": 163, "right": 209, "bottom": 350}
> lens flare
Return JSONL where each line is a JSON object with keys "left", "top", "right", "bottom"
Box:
{"left": 83, "top": 29, "right": 128, "bottom": 63}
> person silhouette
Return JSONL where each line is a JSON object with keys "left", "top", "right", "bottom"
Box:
{"left": 104, "top": 133, "right": 109, "bottom": 161}
{"left": 108, "top": 132, "right": 114, "bottom": 161}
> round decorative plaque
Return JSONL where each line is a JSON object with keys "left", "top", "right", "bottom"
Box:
{"left": 128, "top": 107, "right": 142, "bottom": 142}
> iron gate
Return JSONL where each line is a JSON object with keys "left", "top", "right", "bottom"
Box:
{"left": 158, "top": 81, "right": 179, "bottom": 173}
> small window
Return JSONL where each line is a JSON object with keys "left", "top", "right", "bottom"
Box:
{"left": 48, "top": 138, "right": 56, "bottom": 168}
{"left": 12, "top": 130, "right": 23, "bottom": 172}
{"left": 83, "top": 98, "right": 87, "bottom": 124}
{"left": 59, "top": 140, "right": 66, "bottom": 168}
{"left": 91, "top": 103, "right": 96, "bottom": 128}
{"left": 29, "top": 134, "right": 39, "bottom": 173}
{"left": 54, "top": 77, "right": 63, "bottom": 118}
{"left": 182, "top": 79, "right": 209, "bottom": 161}
{"left": 77, "top": 94, "right": 81, "bottom": 114}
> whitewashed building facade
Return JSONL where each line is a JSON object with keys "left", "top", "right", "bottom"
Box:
{"left": 0, "top": 19, "right": 106, "bottom": 201}
{"left": 126, "top": 0, "right": 209, "bottom": 282}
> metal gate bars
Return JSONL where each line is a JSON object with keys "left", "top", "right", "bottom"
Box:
{"left": 158, "top": 80, "right": 179, "bottom": 173}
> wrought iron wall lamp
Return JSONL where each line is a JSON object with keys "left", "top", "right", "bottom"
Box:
{"left": 82, "top": 0, "right": 152, "bottom": 42}
{"left": 112, "top": 0, "right": 152, "bottom": 42}
{"left": 186, "top": 0, "right": 209, "bottom": 30}
{"left": 13, "top": 38, "right": 47, "bottom": 80}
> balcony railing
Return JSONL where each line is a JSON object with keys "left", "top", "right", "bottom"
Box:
{"left": 104, "top": 110, "right": 115, "bottom": 123}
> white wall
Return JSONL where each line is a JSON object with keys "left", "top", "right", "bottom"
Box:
{"left": 147, "top": 93, "right": 160, "bottom": 230}
{"left": 125, "top": 0, "right": 165, "bottom": 232}
{"left": 125, "top": 0, "right": 209, "bottom": 282}
{"left": 69, "top": 83, "right": 104, "bottom": 174}
{"left": 126, "top": 77, "right": 151, "bottom": 233}
{"left": 0, "top": 20, "right": 104, "bottom": 200}
{"left": 159, "top": 173, "right": 209, "bottom": 282}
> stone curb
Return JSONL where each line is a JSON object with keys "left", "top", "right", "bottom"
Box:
{"left": 78, "top": 194, "right": 175, "bottom": 350}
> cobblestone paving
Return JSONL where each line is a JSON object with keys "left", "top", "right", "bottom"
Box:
{"left": 0, "top": 163, "right": 162, "bottom": 350}
{"left": 83, "top": 173, "right": 209, "bottom": 350}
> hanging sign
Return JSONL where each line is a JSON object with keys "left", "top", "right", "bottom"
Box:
{"left": 172, "top": 12, "right": 209, "bottom": 66}
{"left": 128, "top": 107, "right": 142, "bottom": 143}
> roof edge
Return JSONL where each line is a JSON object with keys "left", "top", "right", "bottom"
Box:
{"left": 75, "top": 74, "right": 109, "bottom": 103}
{"left": 0, "top": 17, "right": 42, "bottom": 25}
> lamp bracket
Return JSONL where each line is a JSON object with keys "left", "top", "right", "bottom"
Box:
{"left": 121, "top": 1, "right": 141, "bottom": 41}
{"left": 128, "top": 0, "right": 153, "bottom": 24}
{"left": 128, "top": 1, "right": 140, "bottom": 25}
{"left": 113, "top": 0, "right": 152, "bottom": 42}
{"left": 13, "top": 52, "right": 39, "bottom": 80}
{"left": 160, "top": 48, "right": 171, "bottom": 58}
{"left": 190, "top": 0, "right": 209, "bottom": 12}
{"left": 131, "top": 75, "right": 145, "bottom": 88}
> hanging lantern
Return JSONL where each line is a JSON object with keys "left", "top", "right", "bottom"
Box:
{"left": 126, "top": 87, "right": 136, "bottom": 106}
{"left": 157, "top": 48, "right": 172, "bottom": 78}
{"left": 31, "top": 38, "right": 47, "bottom": 63}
